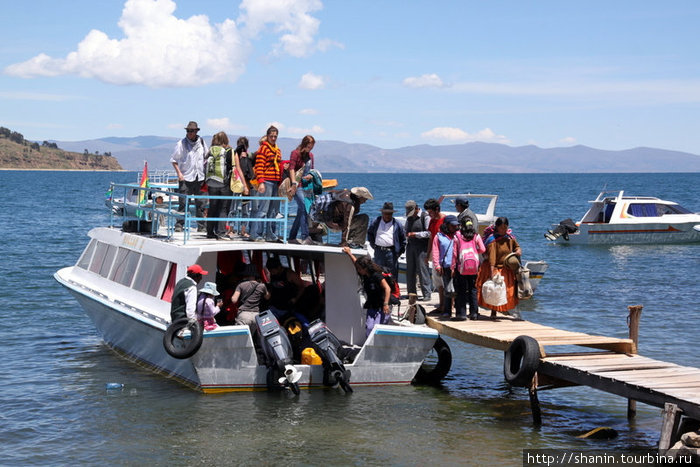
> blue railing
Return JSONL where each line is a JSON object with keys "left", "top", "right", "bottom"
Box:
{"left": 106, "top": 182, "right": 290, "bottom": 244}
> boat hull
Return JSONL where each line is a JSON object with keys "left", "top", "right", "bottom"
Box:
{"left": 555, "top": 222, "right": 700, "bottom": 245}
{"left": 56, "top": 269, "right": 439, "bottom": 392}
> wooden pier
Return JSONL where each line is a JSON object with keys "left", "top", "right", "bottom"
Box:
{"left": 395, "top": 297, "right": 700, "bottom": 447}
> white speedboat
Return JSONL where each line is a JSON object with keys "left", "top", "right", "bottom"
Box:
{"left": 55, "top": 186, "right": 443, "bottom": 393}
{"left": 546, "top": 190, "right": 700, "bottom": 245}
{"left": 370, "top": 194, "right": 548, "bottom": 294}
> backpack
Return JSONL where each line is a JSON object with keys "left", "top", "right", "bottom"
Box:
{"left": 380, "top": 268, "right": 401, "bottom": 305}
{"left": 309, "top": 190, "right": 352, "bottom": 223}
{"left": 457, "top": 236, "right": 480, "bottom": 275}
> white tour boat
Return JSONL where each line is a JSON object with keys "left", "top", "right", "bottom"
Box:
{"left": 546, "top": 190, "right": 700, "bottom": 245}
{"left": 56, "top": 185, "right": 445, "bottom": 393}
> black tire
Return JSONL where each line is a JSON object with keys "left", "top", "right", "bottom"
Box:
{"left": 413, "top": 336, "right": 452, "bottom": 385}
{"left": 503, "top": 335, "right": 541, "bottom": 387}
{"left": 163, "top": 319, "right": 203, "bottom": 359}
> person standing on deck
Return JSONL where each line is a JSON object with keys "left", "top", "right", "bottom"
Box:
{"left": 171, "top": 121, "right": 208, "bottom": 232}
{"left": 367, "top": 202, "right": 406, "bottom": 282}
{"left": 432, "top": 215, "right": 459, "bottom": 320}
{"left": 424, "top": 198, "right": 446, "bottom": 315}
{"left": 287, "top": 135, "right": 316, "bottom": 243}
{"left": 404, "top": 200, "right": 432, "bottom": 301}
{"left": 455, "top": 197, "right": 479, "bottom": 232}
{"left": 170, "top": 264, "right": 208, "bottom": 323}
{"left": 252, "top": 126, "right": 283, "bottom": 242}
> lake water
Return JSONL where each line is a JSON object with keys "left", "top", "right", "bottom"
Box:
{"left": 1, "top": 170, "right": 698, "bottom": 465}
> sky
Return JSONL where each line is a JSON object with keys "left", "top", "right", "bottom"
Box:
{"left": 2, "top": 0, "right": 700, "bottom": 155}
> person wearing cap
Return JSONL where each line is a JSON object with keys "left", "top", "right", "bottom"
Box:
{"left": 252, "top": 125, "right": 283, "bottom": 242}
{"left": 324, "top": 186, "right": 374, "bottom": 247}
{"left": 196, "top": 282, "right": 222, "bottom": 331}
{"left": 476, "top": 216, "right": 522, "bottom": 319}
{"left": 431, "top": 215, "right": 460, "bottom": 320}
{"left": 170, "top": 264, "right": 208, "bottom": 323}
{"left": 423, "top": 198, "right": 446, "bottom": 314}
{"left": 404, "top": 200, "right": 432, "bottom": 301}
{"left": 367, "top": 202, "right": 406, "bottom": 281}
{"left": 455, "top": 197, "right": 479, "bottom": 231}
{"left": 171, "top": 121, "right": 208, "bottom": 232}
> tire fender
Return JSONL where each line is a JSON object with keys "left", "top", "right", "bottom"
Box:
{"left": 163, "top": 319, "right": 204, "bottom": 359}
{"left": 413, "top": 336, "right": 452, "bottom": 385}
{"left": 503, "top": 335, "right": 541, "bottom": 387}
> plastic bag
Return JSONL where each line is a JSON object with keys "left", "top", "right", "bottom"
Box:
{"left": 482, "top": 273, "right": 507, "bottom": 307}
{"left": 445, "top": 278, "right": 455, "bottom": 297}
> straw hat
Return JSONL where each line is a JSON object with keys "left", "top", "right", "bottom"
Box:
{"left": 503, "top": 252, "right": 521, "bottom": 271}
{"left": 350, "top": 186, "right": 373, "bottom": 200}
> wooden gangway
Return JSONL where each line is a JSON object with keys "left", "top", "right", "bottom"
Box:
{"left": 394, "top": 300, "right": 700, "bottom": 426}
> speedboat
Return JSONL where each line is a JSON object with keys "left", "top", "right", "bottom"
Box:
{"left": 546, "top": 190, "right": 700, "bottom": 245}
{"left": 369, "top": 194, "right": 548, "bottom": 295}
{"left": 56, "top": 184, "right": 444, "bottom": 393}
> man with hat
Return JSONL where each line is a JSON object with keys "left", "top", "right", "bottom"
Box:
{"left": 455, "top": 197, "right": 478, "bottom": 231}
{"left": 325, "top": 186, "right": 374, "bottom": 247}
{"left": 170, "top": 264, "right": 208, "bottom": 323}
{"left": 171, "top": 121, "right": 208, "bottom": 232}
{"left": 367, "top": 201, "right": 406, "bottom": 281}
{"left": 404, "top": 200, "right": 432, "bottom": 301}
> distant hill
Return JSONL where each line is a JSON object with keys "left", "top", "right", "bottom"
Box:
{"left": 0, "top": 127, "right": 122, "bottom": 170}
{"left": 52, "top": 135, "right": 700, "bottom": 173}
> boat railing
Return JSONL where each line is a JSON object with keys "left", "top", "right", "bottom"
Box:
{"left": 107, "top": 182, "right": 290, "bottom": 244}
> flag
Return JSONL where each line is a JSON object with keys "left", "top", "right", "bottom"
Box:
{"left": 105, "top": 186, "right": 113, "bottom": 201}
{"left": 136, "top": 162, "right": 149, "bottom": 218}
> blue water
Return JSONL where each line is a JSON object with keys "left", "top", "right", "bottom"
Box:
{"left": 1, "top": 171, "right": 698, "bottom": 465}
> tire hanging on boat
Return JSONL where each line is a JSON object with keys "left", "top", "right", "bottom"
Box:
{"left": 163, "top": 318, "right": 204, "bottom": 359}
{"left": 503, "top": 335, "right": 540, "bottom": 387}
{"left": 413, "top": 336, "right": 452, "bottom": 385}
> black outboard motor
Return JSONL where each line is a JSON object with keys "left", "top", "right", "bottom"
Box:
{"left": 545, "top": 218, "right": 579, "bottom": 241}
{"left": 308, "top": 320, "right": 353, "bottom": 393}
{"left": 255, "top": 310, "right": 302, "bottom": 394}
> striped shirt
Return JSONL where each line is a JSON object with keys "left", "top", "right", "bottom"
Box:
{"left": 254, "top": 141, "right": 282, "bottom": 183}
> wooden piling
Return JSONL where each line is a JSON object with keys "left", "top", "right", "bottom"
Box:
{"left": 529, "top": 374, "right": 542, "bottom": 426}
{"left": 627, "top": 305, "right": 643, "bottom": 419}
{"left": 659, "top": 402, "right": 682, "bottom": 452}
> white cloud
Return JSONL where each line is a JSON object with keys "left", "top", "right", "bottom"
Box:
{"left": 299, "top": 72, "right": 325, "bottom": 90}
{"left": 287, "top": 124, "right": 324, "bottom": 136}
{"left": 299, "top": 108, "right": 318, "bottom": 115}
{"left": 403, "top": 73, "right": 444, "bottom": 88}
{"left": 421, "top": 127, "right": 509, "bottom": 143}
{"left": 106, "top": 123, "right": 124, "bottom": 130}
{"left": 559, "top": 136, "right": 576, "bottom": 144}
{"left": 206, "top": 117, "right": 246, "bottom": 133}
{"left": 4, "top": 0, "right": 336, "bottom": 87}
{"left": 238, "top": 0, "right": 341, "bottom": 57}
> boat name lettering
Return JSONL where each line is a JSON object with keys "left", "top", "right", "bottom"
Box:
{"left": 121, "top": 235, "right": 144, "bottom": 250}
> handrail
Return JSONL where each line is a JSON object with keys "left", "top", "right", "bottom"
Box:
{"left": 106, "top": 182, "right": 290, "bottom": 244}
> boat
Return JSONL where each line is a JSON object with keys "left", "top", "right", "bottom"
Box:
{"left": 369, "top": 194, "right": 548, "bottom": 294}
{"left": 56, "top": 184, "right": 444, "bottom": 393}
{"left": 545, "top": 190, "right": 700, "bottom": 245}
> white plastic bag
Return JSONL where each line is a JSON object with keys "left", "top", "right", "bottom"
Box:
{"left": 482, "top": 273, "right": 507, "bottom": 307}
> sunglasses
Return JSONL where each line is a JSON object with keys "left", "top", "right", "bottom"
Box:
{"left": 186, "top": 129, "right": 198, "bottom": 133}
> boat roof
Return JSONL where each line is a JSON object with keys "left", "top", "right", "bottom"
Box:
{"left": 590, "top": 190, "right": 678, "bottom": 205}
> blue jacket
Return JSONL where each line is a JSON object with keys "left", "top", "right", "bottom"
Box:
{"left": 368, "top": 217, "right": 406, "bottom": 256}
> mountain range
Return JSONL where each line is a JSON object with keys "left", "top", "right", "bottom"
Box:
{"left": 51, "top": 135, "right": 700, "bottom": 173}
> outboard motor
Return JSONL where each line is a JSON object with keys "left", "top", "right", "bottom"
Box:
{"left": 255, "top": 310, "right": 302, "bottom": 394}
{"left": 545, "top": 218, "right": 579, "bottom": 241}
{"left": 308, "top": 320, "right": 353, "bottom": 393}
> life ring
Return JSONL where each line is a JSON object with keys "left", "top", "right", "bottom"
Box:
{"left": 163, "top": 319, "right": 204, "bottom": 359}
{"left": 413, "top": 336, "right": 452, "bottom": 385}
{"left": 503, "top": 335, "right": 540, "bottom": 386}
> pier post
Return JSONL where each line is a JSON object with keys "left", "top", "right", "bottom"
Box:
{"left": 529, "top": 374, "right": 542, "bottom": 426}
{"left": 627, "top": 305, "right": 643, "bottom": 419}
{"left": 659, "top": 403, "right": 682, "bottom": 453}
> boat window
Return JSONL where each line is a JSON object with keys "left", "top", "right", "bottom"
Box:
{"left": 603, "top": 203, "right": 616, "bottom": 223}
{"left": 89, "top": 242, "right": 112, "bottom": 275}
{"left": 133, "top": 255, "right": 168, "bottom": 296}
{"left": 627, "top": 204, "right": 660, "bottom": 217}
{"left": 109, "top": 247, "right": 141, "bottom": 287}
{"left": 77, "top": 239, "right": 97, "bottom": 269}
{"left": 98, "top": 244, "right": 118, "bottom": 278}
{"left": 657, "top": 204, "right": 693, "bottom": 215}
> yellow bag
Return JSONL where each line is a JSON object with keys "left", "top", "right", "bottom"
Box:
{"left": 230, "top": 172, "right": 245, "bottom": 194}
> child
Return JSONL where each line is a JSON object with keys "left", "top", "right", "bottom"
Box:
{"left": 451, "top": 219, "right": 486, "bottom": 320}
{"left": 197, "top": 282, "right": 221, "bottom": 331}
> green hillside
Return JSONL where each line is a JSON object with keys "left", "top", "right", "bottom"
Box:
{"left": 0, "top": 127, "right": 122, "bottom": 170}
